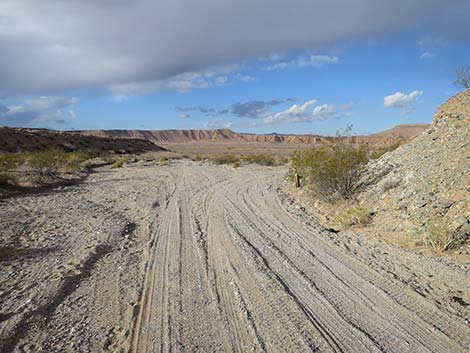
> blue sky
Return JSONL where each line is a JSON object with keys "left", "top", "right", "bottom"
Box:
{"left": 0, "top": 1, "right": 469, "bottom": 135}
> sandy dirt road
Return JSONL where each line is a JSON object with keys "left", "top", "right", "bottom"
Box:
{"left": 1, "top": 161, "right": 469, "bottom": 352}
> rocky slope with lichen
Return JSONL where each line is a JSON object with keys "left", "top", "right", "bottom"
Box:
{"left": 358, "top": 90, "right": 470, "bottom": 253}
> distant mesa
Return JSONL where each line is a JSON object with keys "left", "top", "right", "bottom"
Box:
{"left": 71, "top": 124, "right": 429, "bottom": 145}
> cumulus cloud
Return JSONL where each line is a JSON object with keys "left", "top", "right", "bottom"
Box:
{"left": 264, "top": 100, "right": 337, "bottom": 124}
{"left": 1, "top": 0, "right": 467, "bottom": 95}
{"left": 179, "top": 113, "right": 191, "bottom": 119}
{"left": 262, "top": 55, "right": 339, "bottom": 71}
{"left": 384, "top": 90, "right": 423, "bottom": 114}
{"left": 0, "top": 96, "right": 78, "bottom": 127}
{"left": 419, "top": 51, "right": 435, "bottom": 61}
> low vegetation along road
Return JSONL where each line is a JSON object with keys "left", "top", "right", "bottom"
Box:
{"left": 1, "top": 161, "right": 469, "bottom": 352}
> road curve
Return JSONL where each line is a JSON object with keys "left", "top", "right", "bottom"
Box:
{"left": 129, "top": 161, "right": 469, "bottom": 353}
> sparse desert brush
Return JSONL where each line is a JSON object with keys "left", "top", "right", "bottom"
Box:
{"left": 232, "top": 160, "right": 241, "bottom": 168}
{"left": 212, "top": 154, "right": 240, "bottom": 165}
{"left": 243, "top": 154, "right": 276, "bottom": 166}
{"left": 158, "top": 157, "right": 169, "bottom": 166}
{"left": 333, "top": 206, "right": 372, "bottom": 229}
{"left": 411, "top": 216, "right": 462, "bottom": 252}
{"left": 111, "top": 159, "right": 125, "bottom": 168}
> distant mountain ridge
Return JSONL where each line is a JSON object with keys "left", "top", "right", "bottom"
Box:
{"left": 73, "top": 124, "right": 429, "bottom": 145}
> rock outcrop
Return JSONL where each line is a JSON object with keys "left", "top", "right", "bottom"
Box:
{"left": 360, "top": 90, "right": 470, "bottom": 252}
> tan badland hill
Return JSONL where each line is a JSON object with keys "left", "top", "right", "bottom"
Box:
{"left": 73, "top": 124, "right": 429, "bottom": 145}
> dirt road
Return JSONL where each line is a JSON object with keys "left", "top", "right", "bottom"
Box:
{"left": 1, "top": 161, "right": 469, "bottom": 352}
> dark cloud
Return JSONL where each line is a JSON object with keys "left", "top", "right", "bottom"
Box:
{"left": 176, "top": 98, "right": 294, "bottom": 119}
{"left": 1, "top": 0, "right": 468, "bottom": 95}
{"left": 231, "top": 99, "right": 294, "bottom": 118}
{"left": 175, "top": 106, "right": 229, "bottom": 116}
{"left": 0, "top": 96, "right": 78, "bottom": 127}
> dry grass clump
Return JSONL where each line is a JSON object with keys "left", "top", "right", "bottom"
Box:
{"left": 333, "top": 206, "right": 373, "bottom": 229}
{"left": 111, "top": 159, "right": 125, "bottom": 169}
{"left": 211, "top": 154, "right": 240, "bottom": 165}
{"left": 157, "top": 157, "right": 169, "bottom": 166}
{"left": 411, "top": 216, "right": 464, "bottom": 252}
{"left": 211, "top": 153, "right": 287, "bottom": 167}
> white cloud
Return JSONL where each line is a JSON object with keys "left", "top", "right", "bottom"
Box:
{"left": 419, "top": 51, "right": 435, "bottom": 60}
{"left": 1, "top": 0, "right": 466, "bottom": 95}
{"left": 384, "top": 90, "right": 423, "bottom": 114}
{"left": 215, "top": 76, "right": 229, "bottom": 85}
{"left": 264, "top": 99, "right": 337, "bottom": 124}
{"left": 236, "top": 73, "right": 257, "bottom": 82}
{"left": 0, "top": 96, "right": 78, "bottom": 127}
{"left": 179, "top": 113, "right": 190, "bottom": 119}
{"left": 262, "top": 55, "right": 339, "bottom": 71}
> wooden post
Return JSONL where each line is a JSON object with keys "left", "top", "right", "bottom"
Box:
{"left": 294, "top": 173, "right": 300, "bottom": 188}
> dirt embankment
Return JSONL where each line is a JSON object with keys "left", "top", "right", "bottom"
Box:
{"left": 0, "top": 126, "right": 165, "bottom": 154}
{"left": 1, "top": 160, "right": 469, "bottom": 352}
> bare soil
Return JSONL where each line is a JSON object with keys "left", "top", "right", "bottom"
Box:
{"left": 1, "top": 161, "right": 469, "bottom": 352}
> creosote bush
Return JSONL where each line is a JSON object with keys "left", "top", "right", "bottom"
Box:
{"left": 290, "top": 128, "right": 371, "bottom": 202}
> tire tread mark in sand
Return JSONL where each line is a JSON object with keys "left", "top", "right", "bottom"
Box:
{"left": 272, "top": 190, "right": 470, "bottom": 350}
{"left": 224, "top": 212, "right": 343, "bottom": 353}
{"left": 234, "top": 193, "right": 391, "bottom": 351}
{"left": 241, "top": 183, "right": 466, "bottom": 352}
{"left": 229, "top": 198, "right": 386, "bottom": 352}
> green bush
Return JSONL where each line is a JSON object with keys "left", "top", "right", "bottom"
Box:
{"left": 290, "top": 126, "right": 371, "bottom": 202}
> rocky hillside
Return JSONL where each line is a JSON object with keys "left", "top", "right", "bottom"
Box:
{"left": 359, "top": 90, "right": 470, "bottom": 252}
{"left": 73, "top": 124, "right": 428, "bottom": 145}
{"left": 0, "top": 126, "right": 166, "bottom": 153}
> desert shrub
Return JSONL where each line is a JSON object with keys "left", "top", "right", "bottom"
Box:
{"left": 0, "top": 159, "right": 17, "bottom": 187}
{"left": 333, "top": 206, "right": 372, "bottom": 229}
{"left": 158, "top": 157, "right": 169, "bottom": 166}
{"left": 27, "top": 149, "right": 90, "bottom": 181}
{"left": 243, "top": 154, "right": 276, "bottom": 166}
{"left": 290, "top": 142, "right": 370, "bottom": 202}
{"left": 412, "top": 216, "right": 461, "bottom": 252}
{"left": 111, "top": 159, "right": 125, "bottom": 168}
{"left": 192, "top": 155, "right": 205, "bottom": 162}
{"left": 232, "top": 160, "right": 241, "bottom": 168}
{"left": 212, "top": 154, "right": 240, "bottom": 165}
